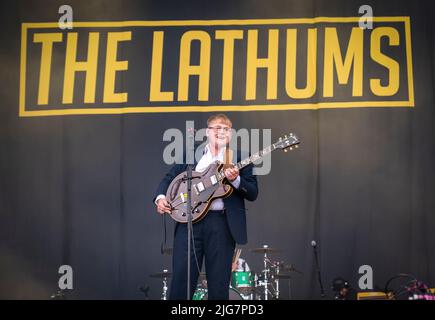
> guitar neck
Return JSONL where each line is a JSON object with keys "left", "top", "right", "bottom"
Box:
{"left": 235, "top": 143, "right": 277, "bottom": 170}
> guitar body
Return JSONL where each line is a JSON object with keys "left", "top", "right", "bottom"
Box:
{"left": 166, "top": 161, "right": 233, "bottom": 223}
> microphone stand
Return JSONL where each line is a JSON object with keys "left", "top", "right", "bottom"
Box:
{"left": 185, "top": 126, "right": 195, "bottom": 300}
{"left": 312, "top": 241, "right": 325, "bottom": 299}
{"left": 186, "top": 163, "right": 193, "bottom": 300}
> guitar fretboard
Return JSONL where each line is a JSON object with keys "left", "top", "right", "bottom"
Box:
{"left": 235, "top": 144, "right": 277, "bottom": 170}
{"left": 214, "top": 133, "right": 299, "bottom": 181}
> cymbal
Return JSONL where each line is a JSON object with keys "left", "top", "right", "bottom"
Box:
{"left": 149, "top": 271, "right": 172, "bottom": 278}
{"left": 250, "top": 246, "right": 280, "bottom": 253}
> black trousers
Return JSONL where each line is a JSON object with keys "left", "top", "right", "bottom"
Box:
{"left": 169, "top": 210, "right": 236, "bottom": 300}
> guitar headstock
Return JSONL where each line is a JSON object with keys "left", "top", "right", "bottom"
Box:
{"left": 274, "top": 133, "right": 300, "bottom": 152}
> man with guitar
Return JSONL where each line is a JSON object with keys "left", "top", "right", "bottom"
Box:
{"left": 154, "top": 114, "right": 258, "bottom": 300}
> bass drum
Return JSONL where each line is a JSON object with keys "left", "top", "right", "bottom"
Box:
{"left": 195, "top": 287, "right": 244, "bottom": 300}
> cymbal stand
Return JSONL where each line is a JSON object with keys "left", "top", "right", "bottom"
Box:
{"left": 161, "top": 269, "right": 169, "bottom": 300}
{"left": 267, "top": 260, "right": 280, "bottom": 299}
{"left": 274, "top": 263, "right": 280, "bottom": 299}
{"left": 257, "top": 248, "right": 271, "bottom": 300}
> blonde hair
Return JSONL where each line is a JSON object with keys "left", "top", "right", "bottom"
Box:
{"left": 207, "top": 114, "right": 232, "bottom": 127}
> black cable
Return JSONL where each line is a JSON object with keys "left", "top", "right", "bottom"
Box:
{"left": 160, "top": 213, "right": 167, "bottom": 255}
{"left": 190, "top": 220, "right": 202, "bottom": 277}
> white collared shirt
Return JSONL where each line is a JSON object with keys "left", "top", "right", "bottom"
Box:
{"left": 155, "top": 144, "right": 240, "bottom": 210}
{"left": 195, "top": 145, "right": 240, "bottom": 210}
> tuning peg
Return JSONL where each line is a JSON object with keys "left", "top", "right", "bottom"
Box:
{"left": 284, "top": 135, "right": 288, "bottom": 139}
{"left": 289, "top": 147, "right": 293, "bottom": 151}
{"left": 284, "top": 149, "right": 288, "bottom": 153}
{"left": 295, "top": 145, "right": 299, "bottom": 148}
{"left": 279, "top": 137, "right": 282, "bottom": 141}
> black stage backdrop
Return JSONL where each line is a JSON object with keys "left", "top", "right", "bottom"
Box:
{"left": 0, "top": 0, "right": 434, "bottom": 299}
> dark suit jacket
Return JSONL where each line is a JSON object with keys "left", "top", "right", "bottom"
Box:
{"left": 153, "top": 148, "right": 258, "bottom": 245}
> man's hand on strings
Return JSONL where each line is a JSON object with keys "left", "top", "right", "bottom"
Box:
{"left": 156, "top": 197, "right": 172, "bottom": 214}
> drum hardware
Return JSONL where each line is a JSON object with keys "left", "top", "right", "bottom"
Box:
{"left": 250, "top": 245, "right": 283, "bottom": 300}
{"left": 231, "top": 270, "right": 255, "bottom": 299}
{"left": 195, "top": 270, "right": 246, "bottom": 300}
{"left": 153, "top": 244, "right": 302, "bottom": 300}
{"left": 194, "top": 287, "right": 244, "bottom": 300}
{"left": 275, "top": 261, "right": 280, "bottom": 299}
{"left": 192, "top": 287, "right": 208, "bottom": 300}
{"left": 249, "top": 245, "right": 302, "bottom": 300}
{"left": 274, "top": 263, "right": 302, "bottom": 300}
{"left": 149, "top": 269, "right": 171, "bottom": 300}
{"left": 273, "top": 272, "right": 295, "bottom": 299}
{"left": 250, "top": 246, "right": 280, "bottom": 254}
{"left": 250, "top": 245, "right": 275, "bottom": 300}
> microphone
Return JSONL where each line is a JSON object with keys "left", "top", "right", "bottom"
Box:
{"left": 311, "top": 240, "right": 325, "bottom": 298}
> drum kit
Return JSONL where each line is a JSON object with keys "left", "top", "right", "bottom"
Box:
{"left": 150, "top": 244, "right": 302, "bottom": 300}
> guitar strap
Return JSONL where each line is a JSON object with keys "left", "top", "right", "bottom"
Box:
{"left": 223, "top": 145, "right": 233, "bottom": 170}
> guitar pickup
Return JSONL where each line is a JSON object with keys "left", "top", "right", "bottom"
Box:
{"left": 210, "top": 175, "right": 218, "bottom": 185}
{"left": 195, "top": 182, "right": 205, "bottom": 193}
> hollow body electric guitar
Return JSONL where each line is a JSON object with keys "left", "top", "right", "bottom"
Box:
{"left": 165, "top": 133, "right": 300, "bottom": 223}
